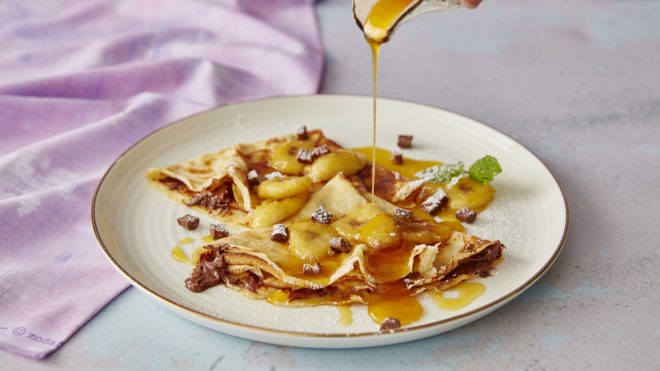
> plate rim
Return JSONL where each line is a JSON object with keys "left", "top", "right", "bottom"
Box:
{"left": 91, "top": 94, "right": 569, "bottom": 340}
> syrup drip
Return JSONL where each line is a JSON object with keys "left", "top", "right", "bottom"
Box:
{"left": 366, "top": 282, "right": 423, "bottom": 325}
{"left": 370, "top": 41, "right": 379, "bottom": 196}
{"left": 338, "top": 305, "right": 353, "bottom": 326}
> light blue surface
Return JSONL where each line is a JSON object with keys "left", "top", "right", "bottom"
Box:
{"left": 4, "top": 0, "right": 660, "bottom": 369}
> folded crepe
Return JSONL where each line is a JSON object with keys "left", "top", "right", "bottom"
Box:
{"left": 184, "top": 174, "right": 504, "bottom": 307}
{"left": 147, "top": 128, "right": 504, "bottom": 312}
{"left": 146, "top": 129, "right": 360, "bottom": 225}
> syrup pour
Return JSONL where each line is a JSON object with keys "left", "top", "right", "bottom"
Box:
{"left": 361, "top": 0, "right": 484, "bottom": 325}
{"left": 363, "top": 0, "right": 417, "bottom": 195}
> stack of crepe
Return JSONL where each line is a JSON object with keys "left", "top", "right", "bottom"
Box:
{"left": 146, "top": 129, "right": 503, "bottom": 313}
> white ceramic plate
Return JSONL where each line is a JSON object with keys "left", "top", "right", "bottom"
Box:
{"left": 92, "top": 95, "right": 567, "bottom": 348}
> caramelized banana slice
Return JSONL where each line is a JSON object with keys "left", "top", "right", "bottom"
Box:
{"left": 304, "top": 150, "right": 367, "bottom": 182}
{"left": 333, "top": 203, "right": 400, "bottom": 249}
{"left": 250, "top": 195, "right": 307, "bottom": 227}
{"left": 446, "top": 176, "right": 495, "bottom": 211}
{"left": 333, "top": 203, "right": 383, "bottom": 241}
{"left": 288, "top": 221, "right": 339, "bottom": 262}
{"left": 400, "top": 221, "right": 462, "bottom": 244}
{"left": 356, "top": 213, "right": 400, "bottom": 249}
{"left": 257, "top": 176, "right": 312, "bottom": 200}
{"left": 269, "top": 140, "right": 315, "bottom": 175}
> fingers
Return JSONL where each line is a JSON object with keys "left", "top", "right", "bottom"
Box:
{"left": 461, "top": 0, "right": 482, "bottom": 9}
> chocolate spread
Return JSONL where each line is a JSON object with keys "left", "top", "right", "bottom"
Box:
{"left": 160, "top": 176, "right": 234, "bottom": 213}
{"left": 185, "top": 248, "right": 228, "bottom": 293}
{"left": 160, "top": 177, "right": 188, "bottom": 192}
{"left": 442, "top": 241, "right": 504, "bottom": 281}
{"left": 356, "top": 165, "right": 397, "bottom": 200}
{"left": 185, "top": 246, "right": 262, "bottom": 293}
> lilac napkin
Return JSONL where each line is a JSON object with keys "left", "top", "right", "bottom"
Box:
{"left": 0, "top": 0, "right": 323, "bottom": 359}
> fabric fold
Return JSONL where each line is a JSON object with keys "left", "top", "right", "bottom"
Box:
{"left": 0, "top": 0, "right": 323, "bottom": 359}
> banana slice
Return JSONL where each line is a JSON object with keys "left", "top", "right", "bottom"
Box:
{"left": 269, "top": 140, "right": 314, "bottom": 175}
{"left": 333, "top": 203, "right": 399, "bottom": 249}
{"left": 257, "top": 176, "right": 312, "bottom": 200}
{"left": 288, "top": 221, "right": 338, "bottom": 262}
{"left": 304, "top": 150, "right": 367, "bottom": 182}
{"left": 250, "top": 195, "right": 307, "bottom": 227}
{"left": 333, "top": 203, "right": 383, "bottom": 241}
{"left": 446, "top": 176, "right": 495, "bottom": 211}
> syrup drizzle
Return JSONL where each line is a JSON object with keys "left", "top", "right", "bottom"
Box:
{"left": 363, "top": 0, "right": 416, "bottom": 195}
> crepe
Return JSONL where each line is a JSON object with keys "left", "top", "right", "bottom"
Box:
{"left": 146, "top": 129, "right": 359, "bottom": 226}
{"left": 148, "top": 128, "right": 504, "bottom": 324}
{"left": 184, "top": 173, "right": 504, "bottom": 307}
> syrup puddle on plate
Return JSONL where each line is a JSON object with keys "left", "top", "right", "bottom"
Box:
{"left": 430, "top": 281, "right": 486, "bottom": 311}
{"left": 171, "top": 237, "right": 209, "bottom": 265}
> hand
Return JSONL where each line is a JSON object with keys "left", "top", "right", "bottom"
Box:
{"left": 461, "top": 0, "right": 482, "bottom": 9}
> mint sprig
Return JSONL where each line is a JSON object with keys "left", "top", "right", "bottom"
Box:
{"left": 468, "top": 155, "right": 502, "bottom": 184}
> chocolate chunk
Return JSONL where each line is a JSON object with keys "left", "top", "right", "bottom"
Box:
{"left": 329, "top": 237, "right": 352, "bottom": 253}
{"left": 392, "top": 150, "right": 403, "bottom": 165}
{"left": 271, "top": 224, "right": 289, "bottom": 243}
{"left": 296, "top": 125, "right": 308, "bottom": 140}
{"left": 311, "top": 144, "right": 330, "bottom": 158}
{"left": 302, "top": 263, "right": 321, "bottom": 275}
{"left": 395, "top": 207, "right": 413, "bottom": 220}
{"left": 421, "top": 189, "right": 449, "bottom": 216}
{"left": 210, "top": 224, "right": 229, "bottom": 239}
{"left": 397, "top": 135, "right": 413, "bottom": 149}
{"left": 177, "top": 214, "right": 199, "bottom": 230}
{"left": 297, "top": 148, "right": 314, "bottom": 164}
{"left": 311, "top": 205, "right": 333, "bottom": 224}
{"left": 456, "top": 208, "right": 478, "bottom": 224}
{"left": 247, "top": 170, "right": 260, "bottom": 187}
{"left": 379, "top": 317, "right": 401, "bottom": 331}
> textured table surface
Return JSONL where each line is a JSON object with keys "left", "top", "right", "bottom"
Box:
{"left": 4, "top": 0, "right": 660, "bottom": 370}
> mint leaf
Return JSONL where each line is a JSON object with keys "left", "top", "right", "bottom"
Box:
{"left": 416, "top": 162, "right": 464, "bottom": 184}
{"left": 469, "top": 155, "right": 502, "bottom": 184}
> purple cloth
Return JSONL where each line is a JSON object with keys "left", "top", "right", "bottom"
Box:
{"left": 0, "top": 0, "right": 323, "bottom": 359}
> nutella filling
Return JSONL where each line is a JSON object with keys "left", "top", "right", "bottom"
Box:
{"left": 442, "top": 241, "right": 504, "bottom": 281}
{"left": 185, "top": 247, "right": 228, "bottom": 293}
